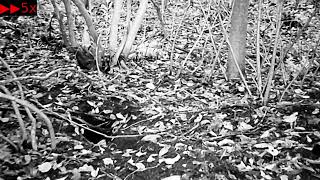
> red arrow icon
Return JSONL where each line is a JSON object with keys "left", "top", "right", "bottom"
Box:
{"left": 0, "top": 4, "right": 9, "bottom": 14}
{"left": 10, "top": 4, "right": 19, "bottom": 14}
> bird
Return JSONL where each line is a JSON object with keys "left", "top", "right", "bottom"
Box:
{"left": 75, "top": 46, "right": 96, "bottom": 70}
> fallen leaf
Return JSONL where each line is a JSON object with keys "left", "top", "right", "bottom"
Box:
{"left": 218, "top": 139, "right": 235, "bottom": 146}
{"left": 122, "top": 149, "right": 135, "bottom": 157}
{"left": 74, "top": 144, "right": 84, "bottom": 150}
{"left": 236, "top": 161, "right": 253, "bottom": 172}
{"left": 91, "top": 167, "right": 99, "bottom": 177}
{"left": 159, "top": 154, "right": 181, "bottom": 165}
{"left": 294, "top": 89, "right": 303, "bottom": 94}
{"left": 79, "top": 164, "right": 94, "bottom": 172}
{"left": 264, "top": 163, "right": 276, "bottom": 170}
{"left": 146, "top": 82, "right": 156, "bottom": 89}
{"left": 0, "top": 117, "right": 9, "bottom": 122}
{"left": 147, "top": 154, "right": 157, "bottom": 162}
{"left": 279, "top": 175, "right": 288, "bottom": 180}
{"left": 223, "top": 121, "right": 233, "bottom": 131}
{"left": 175, "top": 143, "right": 187, "bottom": 150}
{"left": 254, "top": 143, "right": 271, "bottom": 149}
{"left": 80, "top": 149, "right": 92, "bottom": 155}
{"left": 56, "top": 176, "right": 68, "bottom": 180}
{"left": 307, "top": 135, "right": 312, "bottom": 143}
{"left": 87, "top": 101, "right": 95, "bottom": 107}
{"left": 24, "top": 155, "right": 31, "bottom": 164}
{"left": 260, "top": 171, "right": 272, "bottom": 180}
{"left": 161, "top": 175, "right": 181, "bottom": 180}
{"left": 194, "top": 114, "right": 203, "bottom": 123}
{"left": 159, "top": 145, "right": 170, "bottom": 157}
{"left": 238, "top": 86, "right": 245, "bottom": 92}
{"left": 180, "top": 113, "right": 187, "bottom": 121}
{"left": 141, "top": 134, "right": 161, "bottom": 143}
{"left": 103, "top": 158, "right": 114, "bottom": 165}
{"left": 135, "top": 162, "right": 146, "bottom": 170}
{"left": 103, "top": 109, "right": 113, "bottom": 114}
{"left": 283, "top": 112, "right": 298, "bottom": 123}
{"left": 267, "top": 146, "right": 279, "bottom": 156}
{"left": 312, "top": 108, "right": 319, "bottom": 114}
{"left": 136, "top": 150, "right": 147, "bottom": 157}
{"left": 38, "top": 162, "right": 52, "bottom": 173}
{"left": 71, "top": 168, "right": 81, "bottom": 180}
{"left": 108, "top": 85, "right": 117, "bottom": 91}
{"left": 116, "top": 113, "right": 125, "bottom": 119}
{"left": 128, "top": 158, "right": 146, "bottom": 170}
{"left": 260, "top": 130, "right": 271, "bottom": 138}
{"left": 200, "top": 119, "right": 211, "bottom": 125}
{"left": 237, "top": 122, "right": 253, "bottom": 131}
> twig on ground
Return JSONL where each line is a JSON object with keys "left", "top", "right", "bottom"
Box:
{"left": 122, "top": 114, "right": 163, "bottom": 130}
{"left": 1, "top": 57, "right": 38, "bottom": 150}
{"left": 0, "top": 92, "right": 56, "bottom": 149}
{"left": 36, "top": 105, "right": 144, "bottom": 139}
{"left": 0, "top": 67, "right": 98, "bottom": 85}
{"left": 0, "top": 86, "right": 27, "bottom": 144}
{"left": 0, "top": 132, "right": 19, "bottom": 152}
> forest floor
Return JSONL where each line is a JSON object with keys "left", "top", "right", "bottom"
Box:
{"left": 1, "top": 1, "right": 320, "bottom": 180}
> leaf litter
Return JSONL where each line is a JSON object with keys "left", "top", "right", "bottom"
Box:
{"left": 1, "top": 0, "right": 320, "bottom": 180}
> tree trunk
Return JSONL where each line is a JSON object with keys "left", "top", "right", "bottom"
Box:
{"left": 109, "top": 0, "right": 124, "bottom": 55}
{"left": 122, "top": 0, "right": 149, "bottom": 58}
{"left": 71, "top": 0, "right": 98, "bottom": 42}
{"left": 50, "top": 0, "right": 69, "bottom": 46}
{"left": 226, "top": 0, "right": 249, "bottom": 80}
{"left": 63, "top": 0, "right": 77, "bottom": 47}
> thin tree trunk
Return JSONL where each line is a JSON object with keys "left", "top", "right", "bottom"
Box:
{"left": 109, "top": 0, "right": 124, "bottom": 54}
{"left": 256, "top": 0, "right": 263, "bottom": 95}
{"left": 226, "top": 0, "right": 249, "bottom": 80}
{"left": 71, "top": 0, "right": 98, "bottom": 42}
{"left": 50, "top": 0, "right": 69, "bottom": 46}
{"left": 63, "top": 0, "right": 77, "bottom": 47}
{"left": 263, "top": 0, "right": 283, "bottom": 105}
{"left": 122, "top": 0, "right": 149, "bottom": 58}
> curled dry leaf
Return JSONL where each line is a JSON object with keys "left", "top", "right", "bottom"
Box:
{"left": 128, "top": 158, "right": 146, "bottom": 170}
{"left": 194, "top": 114, "right": 203, "bottom": 123}
{"left": 159, "top": 154, "right": 181, "bottom": 165}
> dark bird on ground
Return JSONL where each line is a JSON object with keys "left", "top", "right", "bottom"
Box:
{"left": 75, "top": 46, "right": 96, "bottom": 70}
